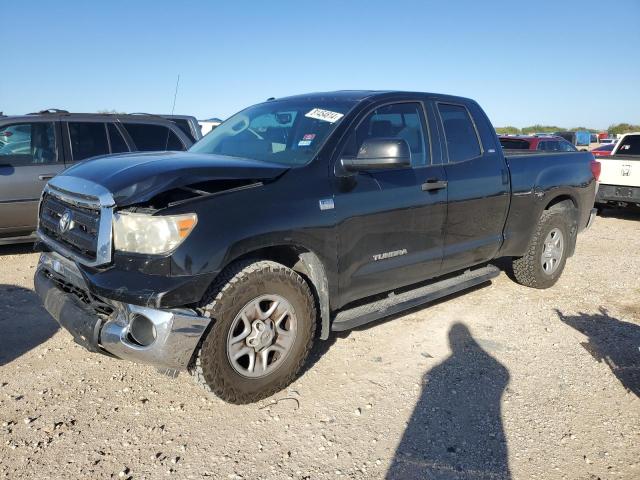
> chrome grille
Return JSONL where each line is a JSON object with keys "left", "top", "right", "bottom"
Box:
{"left": 40, "top": 193, "right": 100, "bottom": 259}
{"left": 37, "top": 176, "right": 115, "bottom": 267}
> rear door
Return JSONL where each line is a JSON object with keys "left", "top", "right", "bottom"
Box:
{"left": 434, "top": 100, "right": 510, "bottom": 274}
{"left": 335, "top": 100, "right": 447, "bottom": 305}
{"left": 64, "top": 120, "right": 112, "bottom": 164}
{"left": 0, "top": 120, "right": 65, "bottom": 236}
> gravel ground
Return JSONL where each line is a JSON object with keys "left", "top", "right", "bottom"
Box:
{"left": 0, "top": 208, "right": 638, "bottom": 480}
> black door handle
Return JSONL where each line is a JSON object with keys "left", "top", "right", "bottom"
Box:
{"left": 38, "top": 174, "right": 55, "bottom": 181}
{"left": 421, "top": 179, "right": 448, "bottom": 191}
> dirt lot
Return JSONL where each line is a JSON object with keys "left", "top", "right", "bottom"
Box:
{"left": 0, "top": 209, "right": 638, "bottom": 480}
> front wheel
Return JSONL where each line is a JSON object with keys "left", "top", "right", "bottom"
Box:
{"left": 191, "top": 260, "right": 316, "bottom": 404}
{"left": 511, "top": 208, "right": 571, "bottom": 289}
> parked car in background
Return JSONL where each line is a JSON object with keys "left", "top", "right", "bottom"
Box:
{"left": 0, "top": 111, "right": 193, "bottom": 245}
{"left": 596, "top": 132, "right": 640, "bottom": 209}
{"left": 554, "top": 130, "right": 591, "bottom": 149}
{"left": 590, "top": 143, "right": 616, "bottom": 157}
{"left": 199, "top": 118, "right": 223, "bottom": 136}
{"left": 499, "top": 135, "right": 578, "bottom": 152}
{"left": 599, "top": 138, "right": 616, "bottom": 145}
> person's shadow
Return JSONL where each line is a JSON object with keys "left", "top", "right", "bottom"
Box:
{"left": 387, "top": 323, "right": 511, "bottom": 480}
{"left": 557, "top": 307, "right": 639, "bottom": 397}
{"left": 0, "top": 284, "right": 58, "bottom": 366}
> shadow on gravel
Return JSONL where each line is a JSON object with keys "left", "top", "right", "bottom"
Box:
{"left": 387, "top": 323, "right": 511, "bottom": 480}
{"left": 0, "top": 284, "right": 58, "bottom": 366}
{"left": 596, "top": 206, "right": 640, "bottom": 221}
{"left": 557, "top": 307, "right": 640, "bottom": 397}
{"left": 0, "top": 242, "right": 38, "bottom": 257}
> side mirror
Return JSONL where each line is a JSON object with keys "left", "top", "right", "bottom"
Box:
{"left": 340, "top": 138, "right": 411, "bottom": 172}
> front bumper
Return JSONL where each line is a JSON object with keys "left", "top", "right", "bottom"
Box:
{"left": 35, "top": 252, "right": 211, "bottom": 371}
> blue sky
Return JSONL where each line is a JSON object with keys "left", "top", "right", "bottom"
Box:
{"left": 1, "top": 0, "right": 638, "bottom": 129}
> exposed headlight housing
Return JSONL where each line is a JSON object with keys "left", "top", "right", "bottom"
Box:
{"left": 113, "top": 212, "right": 197, "bottom": 254}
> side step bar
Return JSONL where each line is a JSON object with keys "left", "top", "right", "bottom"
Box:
{"left": 331, "top": 265, "right": 500, "bottom": 332}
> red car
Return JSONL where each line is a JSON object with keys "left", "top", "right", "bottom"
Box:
{"left": 499, "top": 135, "right": 577, "bottom": 152}
{"left": 590, "top": 143, "right": 616, "bottom": 157}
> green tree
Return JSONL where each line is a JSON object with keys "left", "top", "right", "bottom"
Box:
{"left": 608, "top": 123, "right": 640, "bottom": 136}
{"left": 495, "top": 126, "right": 520, "bottom": 134}
{"left": 521, "top": 125, "right": 561, "bottom": 134}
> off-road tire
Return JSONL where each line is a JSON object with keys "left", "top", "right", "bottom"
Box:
{"left": 191, "top": 260, "right": 316, "bottom": 404}
{"left": 511, "top": 208, "right": 572, "bottom": 289}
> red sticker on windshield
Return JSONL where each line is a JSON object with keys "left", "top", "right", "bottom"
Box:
{"left": 303, "top": 134, "right": 316, "bottom": 140}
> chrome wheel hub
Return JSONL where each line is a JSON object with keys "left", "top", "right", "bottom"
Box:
{"left": 541, "top": 228, "right": 564, "bottom": 275}
{"left": 226, "top": 295, "right": 297, "bottom": 378}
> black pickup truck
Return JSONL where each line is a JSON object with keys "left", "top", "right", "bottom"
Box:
{"left": 34, "top": 91, "right": 599, "bottom": 404}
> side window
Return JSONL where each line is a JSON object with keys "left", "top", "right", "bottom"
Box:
{"left": 122, "top": 123, "right": 185, "bottom": 151}
{"left": 547, "top": 141, "right": 560, "bottom": 152}
{"left": 342, "top": 103, "right": 429, "bottom": 167}
{"left": 0, "top": 122, "right": 57, "bottom": 165}
{"left": 170, "top": 119, "right": 196, "bottom": 142}
{"left": 437, "top": 103, "right": 481, "bottom": 163}
{"left": 537, "top": 141, "right": 547, "bottom": 151}
{"left": 108, "top": 123, "right": 129, "bottom": 153}
{"left": 68, "top": 122, "right": 110, "bottom": 161}
{"left": 558, "top": 140, "right": 577, "bottom": 152}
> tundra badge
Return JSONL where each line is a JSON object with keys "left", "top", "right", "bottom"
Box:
{"left": 373, "top": 249, "right": 408, "bottom": 261}
{"left": 319, "top": 198, "right": 335, "bottom": 210}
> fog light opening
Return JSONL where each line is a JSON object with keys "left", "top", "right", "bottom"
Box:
{"left": 128, "top": 314, "right": 157, "bottom": 347}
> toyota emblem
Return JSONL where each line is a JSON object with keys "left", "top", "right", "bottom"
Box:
{"left": 58, "top": 210, "right": 73, "bottom": 233}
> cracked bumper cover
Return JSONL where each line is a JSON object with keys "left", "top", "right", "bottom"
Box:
{"left": 34, "top": 253, "right": 211, "bottom": 371}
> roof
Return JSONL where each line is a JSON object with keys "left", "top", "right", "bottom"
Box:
{"left": 271, "top": 90, "right": 475, "bottom": 104}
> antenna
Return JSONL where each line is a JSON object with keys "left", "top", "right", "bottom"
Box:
{"left": 170, "top": 74, "right": 180, "bottom": 115}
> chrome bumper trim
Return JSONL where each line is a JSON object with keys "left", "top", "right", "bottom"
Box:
{"left": 100, "top": 304, "right": 210, "bottom": 371}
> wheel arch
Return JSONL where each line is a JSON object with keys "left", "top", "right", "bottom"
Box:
{"left": 542, "top": 194, "right": 579, "bottom": 257}
{"left": 222, "top": 244, "right": 332, "bottom": 340}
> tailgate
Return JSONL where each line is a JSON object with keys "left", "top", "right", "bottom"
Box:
{"left": 598, "top": 156, "right": 640, "bottom": 187}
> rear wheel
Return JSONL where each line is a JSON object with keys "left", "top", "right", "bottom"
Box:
{"left": 191, "top": 260, "right": 316, "bottom": 404}
{"left": 511, "top": 208, "right": 572, "bottom": 289}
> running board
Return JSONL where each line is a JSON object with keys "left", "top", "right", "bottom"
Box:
{"left": 331, "top": 265, "right": 500, "bottom": 332}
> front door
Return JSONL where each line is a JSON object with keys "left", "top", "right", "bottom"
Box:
{"left": 0, "top": 120, "right": 64, "bottom": 237}
{"left": 334, "top": 101, "right": 447, "bottom": 307}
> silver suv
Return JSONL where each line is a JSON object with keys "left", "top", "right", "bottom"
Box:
{"left": 0, "top": 110, "right": 193, "bottom": 245}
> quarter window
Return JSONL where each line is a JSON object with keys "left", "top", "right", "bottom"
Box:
{"left": 122, "top": 123, "right": 184, "bottom": 151}
{"left": 0, "top": 122, "right": 57, "bottom": 165}
{"left": 342, "top": 103, "right": 429, "bottom": 167}
{"left": 437, "top": 103, "right": 481, "bottom": 162}
{"left": 68, "top": 122, "right": 110, "bottom": 161}
{"left": 108, "top": 123, "right": 129, "bottom": 153}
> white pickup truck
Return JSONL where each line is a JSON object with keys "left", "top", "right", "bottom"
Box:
{"left": 596, "top": 132, "right": 640, "bottom": 209}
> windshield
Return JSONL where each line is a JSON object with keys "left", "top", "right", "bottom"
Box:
{"left": 189, "top": 99, "right": 356, "bottom": 166}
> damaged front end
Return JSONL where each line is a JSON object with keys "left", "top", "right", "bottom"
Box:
{"left": 34, "top": 152, "right": 287, "bottom": 370}
{"left": 35, "top": 251, "right": 210, "bottom": 372}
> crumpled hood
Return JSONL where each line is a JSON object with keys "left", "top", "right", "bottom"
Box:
{"left": 59, "top": 151, "right": 288, "bottom": 206}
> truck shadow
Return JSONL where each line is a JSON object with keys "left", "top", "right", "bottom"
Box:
{"left": 556, "top": 307, "right": 639, "bottom": 397}
{"left": 386, "top": 323, "right": 511, "bottom": 480}
{"left": 0, "top": 242, "right": 38, "bottom": 257}
{"left": 597, "top": 206, "right": 640, "bottom": 221}
{"left": 0, "top": 284, "right": 58, "bottom": 366}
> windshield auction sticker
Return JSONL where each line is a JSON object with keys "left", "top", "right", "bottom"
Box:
{"left": 305, "top": 108, "right": 344, "bottom": 123}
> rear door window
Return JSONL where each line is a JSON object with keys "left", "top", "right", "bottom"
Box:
{"left": 68, "top": 122, "right": 110, "bottom": 161}
{"left": 0, "top": 122, "right": 58, "bottom": 165}
{"left": 437, "top": 103, "right": 481, "bottom": 162}
{"left": 499, "top": 139, "right": 530, "bottom": 150}
{"left": 617, "top": 135, "right": 640, "bottom": 155}
{"left": 170, "top": 119, "right": 196, "bottom": 142}
{"left": 122, "top": 123, "right": 184, "bottom": 151}
{"left": 107, "top": 123, "right": 129, "bottom": 153}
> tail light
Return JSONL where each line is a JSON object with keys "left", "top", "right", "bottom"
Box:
{"left": 590, "top": 160, "right": 601, "bottom": 181}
